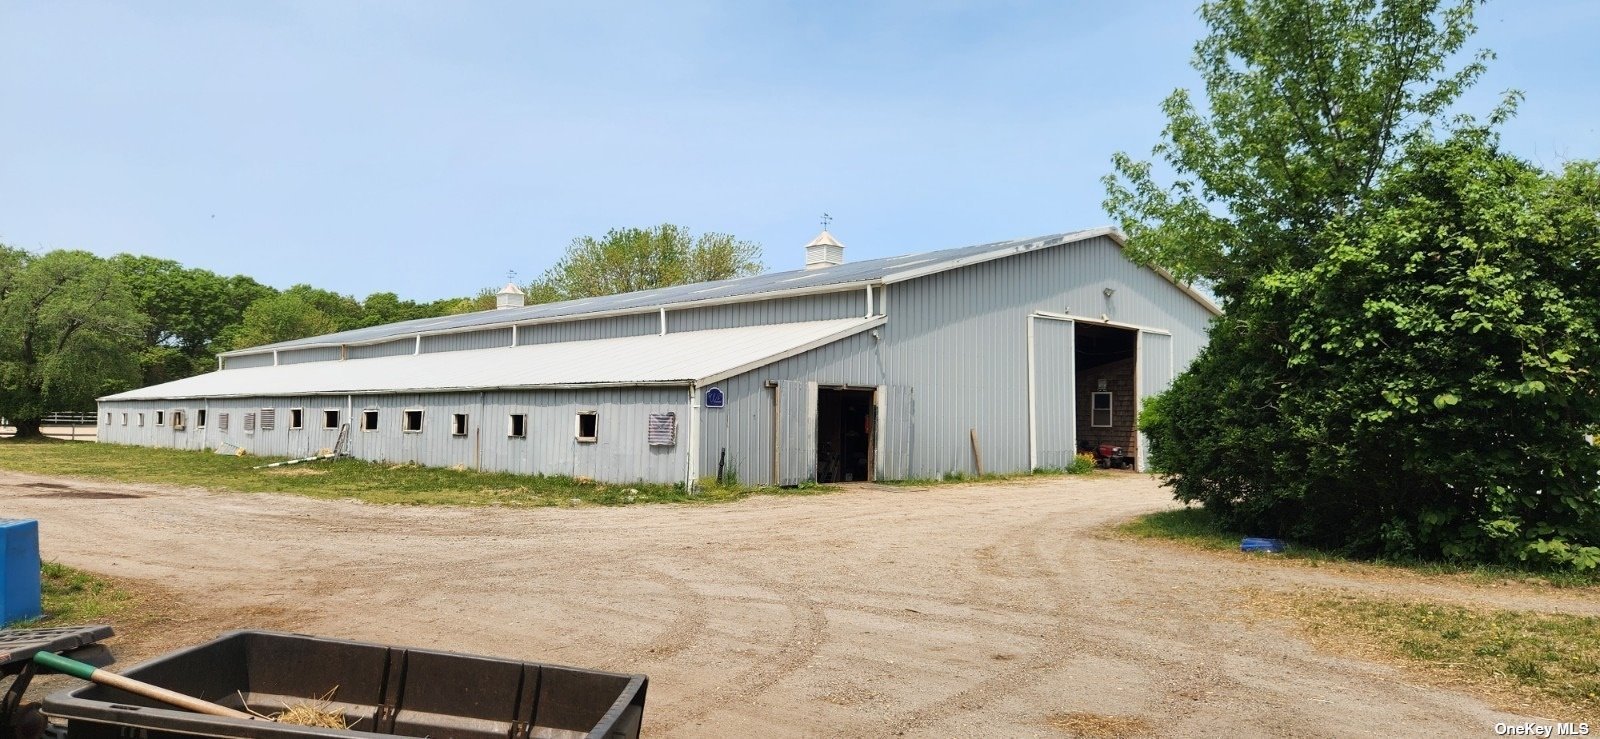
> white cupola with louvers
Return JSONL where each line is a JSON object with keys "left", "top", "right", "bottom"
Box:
{"left": 804, "top": 230, "right": 845, "bottom": 270}
{"left": 496, "top": 282, "right": 526, "bottom": 309}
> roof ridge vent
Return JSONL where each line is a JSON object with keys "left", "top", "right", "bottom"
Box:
{"left": 804, "top": 230, "right": 844, "bottom": 269}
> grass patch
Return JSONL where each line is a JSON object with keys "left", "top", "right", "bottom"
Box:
{"left": 882, "top": 463, "right": 1102, "bottom": 487}
{"left": 0, "top": 438, "right": 828, "bottom": 507}
{"left": 10, "top": 562, "right": 138, "bottom": 627}
{"left": 1261, "top": 590, "right": 1600, "bottom": 722}
{"left": 1117, "top": 506, "right": 1600, "bottom": 588}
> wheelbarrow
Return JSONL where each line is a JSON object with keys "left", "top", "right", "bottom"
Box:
{"left": 0, "top": 626, "right": 114, "bottom": 739}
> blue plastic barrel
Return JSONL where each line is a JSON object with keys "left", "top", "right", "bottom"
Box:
{"left": 1, "top": 519, "right": 42, "bottom": 624}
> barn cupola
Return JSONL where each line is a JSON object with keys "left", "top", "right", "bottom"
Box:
{"left": 804, "top": 230, "right": 845, "bottom": 270}
{"left": 496, "top": 282, "right": 526, "bottom": 309}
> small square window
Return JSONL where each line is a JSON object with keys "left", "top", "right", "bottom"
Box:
{"left": 403, "top": 409, "right": 423, "bottom": 433}
{"left": 244, "top": 412, "right": 256, "bottom": 433}
{"left": 289, "top": 408, "right": 304, "bottom": 430}
{"left": 508, "top": 414, "right": 527, "bottom": 438}
{"left": 196, "top": 409, "right": 207, "bottom": 428}
{"left": 361, "top": 410, "right": 379, "bottom": 432}
{"left": 219, "top": 412, "right": 229, "bottom": 431}
{"left": 172, "top": 410, "right": 186, "bottom": 431}
{"left": 121, "top": 413, "right": 128, "bottom": 426}
{"left": 323, "top": 410, "right": 340, "bottom": 429}
{"left": 576, "top": 411, "right": 598, "bottom": 442}
{"left": 155, "top": 410, "right": 164, "bottom": 426}
{"left": 137, "top": 413, "right": 145, "bottom": 427}
{"left": 259, "top": 408, "right": 275, "bottom": 431}
{"left": 1091, "top": 391, "right": 1114, "bottom": 428}
{"left": 104, "top": 412, "right": 111, "bottom": 426}
{"left": 451, "top": 413, "right": 468, "bottom": 436}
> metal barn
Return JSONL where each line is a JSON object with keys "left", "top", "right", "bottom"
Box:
{"left": 97, "top": 227, "right": 1219, "bottom": 486}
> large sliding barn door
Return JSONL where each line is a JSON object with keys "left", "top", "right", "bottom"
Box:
{"left": 1031, "top": 317, "right": 1077, "bottom": 470}
{"left": 1137, "top": 331, "right": 1174, "bottom": 472}
{"left": 775, "top": 380, "right": 817, "bottom": 486}
{"left": 874, "top": 385, "right": 914, "bottom": 480}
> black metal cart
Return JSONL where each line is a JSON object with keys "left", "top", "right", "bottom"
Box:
{"left": 0, "top": 626, "right": 115, "bottom": 739}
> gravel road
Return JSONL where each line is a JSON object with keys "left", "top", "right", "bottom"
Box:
{"left": 2, "top": 469, "right": 1566, "bottom": 737}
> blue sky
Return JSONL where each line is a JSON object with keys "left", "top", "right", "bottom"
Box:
{"left": 2, "top": 1, "right": 1595, "bottom": 302}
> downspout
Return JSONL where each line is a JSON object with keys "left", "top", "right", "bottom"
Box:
{"left": 272, "top": 350, "right": 279, "bottom": 366}
{"left": 685, "top": 384, "right": 700, "bottom": 491}
{"left": 414, "top": 334, "right": 422, "bottom": 355}
{"left": 1026, "top": 315, "right": 1038, "bottom": 470}
{"left": 511, "top": 324, "right": 518, "bottom": 347}
{"left": 659, "top": 308, "right": 667, "bottom": 336}
{"left": 865, "top": 284, "right": 874, "bottom": 318}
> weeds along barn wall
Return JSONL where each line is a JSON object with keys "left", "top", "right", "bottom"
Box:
{"left": 97, "top": 387, "right": 689, "bottom": 484}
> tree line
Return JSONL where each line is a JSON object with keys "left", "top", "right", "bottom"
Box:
{"left": 0, "top": 224, "right": 761, "bottom": 437}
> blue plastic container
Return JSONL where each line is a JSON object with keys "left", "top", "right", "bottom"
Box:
{"left": 2, "top": 519, "right": 43, "bottom": 624}
{"left": 1239, "top": 537, "right": 1286, "bottom": 553}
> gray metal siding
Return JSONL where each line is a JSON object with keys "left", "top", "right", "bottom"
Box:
{"left": 1031, "top": 318, "right": 1077, "bottom": 470}
{"left": 516, "top": 314, "right": 658, "bottom": 345}
{"left": 876, "top": 236, "right": 1212, "bottom": 477}
{"left": 349, "top": 338, "right": 416, "bottom": 360}
{"left": 278, "top": 347, "right": 343, "bottom": 365}
{"left": 222, "top": 353, "right": 275, "bottom": 370}
{"left": 667, "top": 290, "right": 871, "bottom": 333}
{"left": 97, "top": 388, "right": 688, "bottom": 484}
{"left": 698, "top": 329, "right": 887, "bottom": 483}
{"left": 421, "top": 328, "right": 512, "bottom": 353}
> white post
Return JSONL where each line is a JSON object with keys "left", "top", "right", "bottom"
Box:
{"left": 686, "top": 385, "right": 700, "bottom": 491}
{"left": 1026, "top": 315, "right": 1037, "bottom": 470}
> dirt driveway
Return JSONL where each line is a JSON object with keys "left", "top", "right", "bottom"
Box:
{"left": 1, "top": 470, "right": 1569, "bottom": 737}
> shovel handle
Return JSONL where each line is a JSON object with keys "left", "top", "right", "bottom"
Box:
{"left": 33, "top": 651, "right": 256, "bottom": 720}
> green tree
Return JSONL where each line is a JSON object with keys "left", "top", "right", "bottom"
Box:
{"left": 1114, "top": 0, "right": 1600, "bottom": 570}
{"left": 536, "top": 224, "right": 762, "bottom": 300}
{"left": 110, "top": 254, "right": 273, "bottom": 383}
{"left": 228, "top": 292, "right": 339, "bottom": 350}
{"left": 0, "top": 248, "right": 144, "bottom": 438}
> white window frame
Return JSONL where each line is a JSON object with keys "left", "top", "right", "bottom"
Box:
{"left": 137, "top": 413, "right": 145, "bottom": 427}
{"left": 171, "top": 409, "right": 186, "bottom": 431}
{"left": 508, "top": 413, "right": 527, "bottom": 439}
{"left": 451, "top": 413, "right": 469, "bottom": 437}
{"left": 155, "top": 410, "right": 165, "bottom": 426}
{"left": 323, "top": 409, "right": 341, "bottom": 429}
{"left": 104, "top": 412, "right": 111, "bottom": 426}
{"left": 259, "top": 408, "right": 275, "bottom": 431}
{"left": 289, "top": 408, "right": 304, "bottom": 430}
{"left": 196, "top": 408, "right": 207, "bottom": 429}
{"left": 361, "top": 409, "right": 379, "bottom": 432}
{"left": 402, "top": 409, "right": 424, "bottom": 434}
{"left": 575, "top": 411, "right": 598, "bottom": 443}
{"left": 121, "top": 413, "right": 128, "bottom": 426}
{"left": 1091, "top": 391, "right": 1114, "bottom": 428}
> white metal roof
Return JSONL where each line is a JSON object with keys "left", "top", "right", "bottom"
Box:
{"left": 102, "top": 318, "right": 882, "bottom": 401}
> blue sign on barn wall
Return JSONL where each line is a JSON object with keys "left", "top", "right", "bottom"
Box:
{"left": 704, "top": 387, "right": 725, "bottom": 408}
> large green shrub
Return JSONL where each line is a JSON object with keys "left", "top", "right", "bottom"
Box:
{"left": 1143, "top": 131, "right": 1600, "bottom": 569}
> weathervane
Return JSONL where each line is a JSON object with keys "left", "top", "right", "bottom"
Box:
{"left": 507, "top": 269, "right": 518, "bottom": 283}
{"left": 821, "top": 213, "right": 832, "bottom": 231}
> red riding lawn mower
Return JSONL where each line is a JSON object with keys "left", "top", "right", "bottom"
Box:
{"left": 1078, "top": 439, "right": 1134, "bottom": 469}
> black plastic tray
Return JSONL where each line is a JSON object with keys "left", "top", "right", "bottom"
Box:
{"left": 42, "top": 631, "right": 646, "bottom": 739}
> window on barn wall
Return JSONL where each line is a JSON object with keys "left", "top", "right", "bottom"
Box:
{"left": 244, "top": 412, "right": 256, "bottom": 433}
{"left": 289, "top": 408, "right": 304, "bottom": 430}
{"left": 155, "top": 410, "right": 165, "bottom": 426}
{"left": 508, "top": 414, "right": 527, "bottom": 438}
{"left": 451, "top": 413, "right": 468, "bottom": 436}
{"left": 323, "top": 410, "right": 340, "bottom": 429}
{"left": 197, "top": 409, "right": 207, "bottom": 428}
{"left": 362, "top": 410, "right": 379, "bottom": 431}
{"left": 1091, "top": 392, "right": 1113, "bottom": 428}
{"left": 259, "top": 408, "right": 276, "bottom": 431}
{"left": 137, "top": 413, "right": 145, "bottom": 427}
{"left": 120, "top": 413, "right": 127, "bottom": 426}
{"left": 104, "top": 412, "right": 111, "bottom": 425}
{"left": 172, "top": 410, "right": 186, "bottom": 431}
{"left": 218, "top": 413, "right": 229, "bottom": 431}
{"left": 576, "top": 412, "right": 598, "bottom": 443}
{"left": 403, "top": 410, "right": 423, "bottom": 433}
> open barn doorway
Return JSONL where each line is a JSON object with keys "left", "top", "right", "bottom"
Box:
{"left": 1074, "top": 323, "right": 1139, "bottom": 469}
{"left": 817, "top": 387, "right": 875, "bottom": 482}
